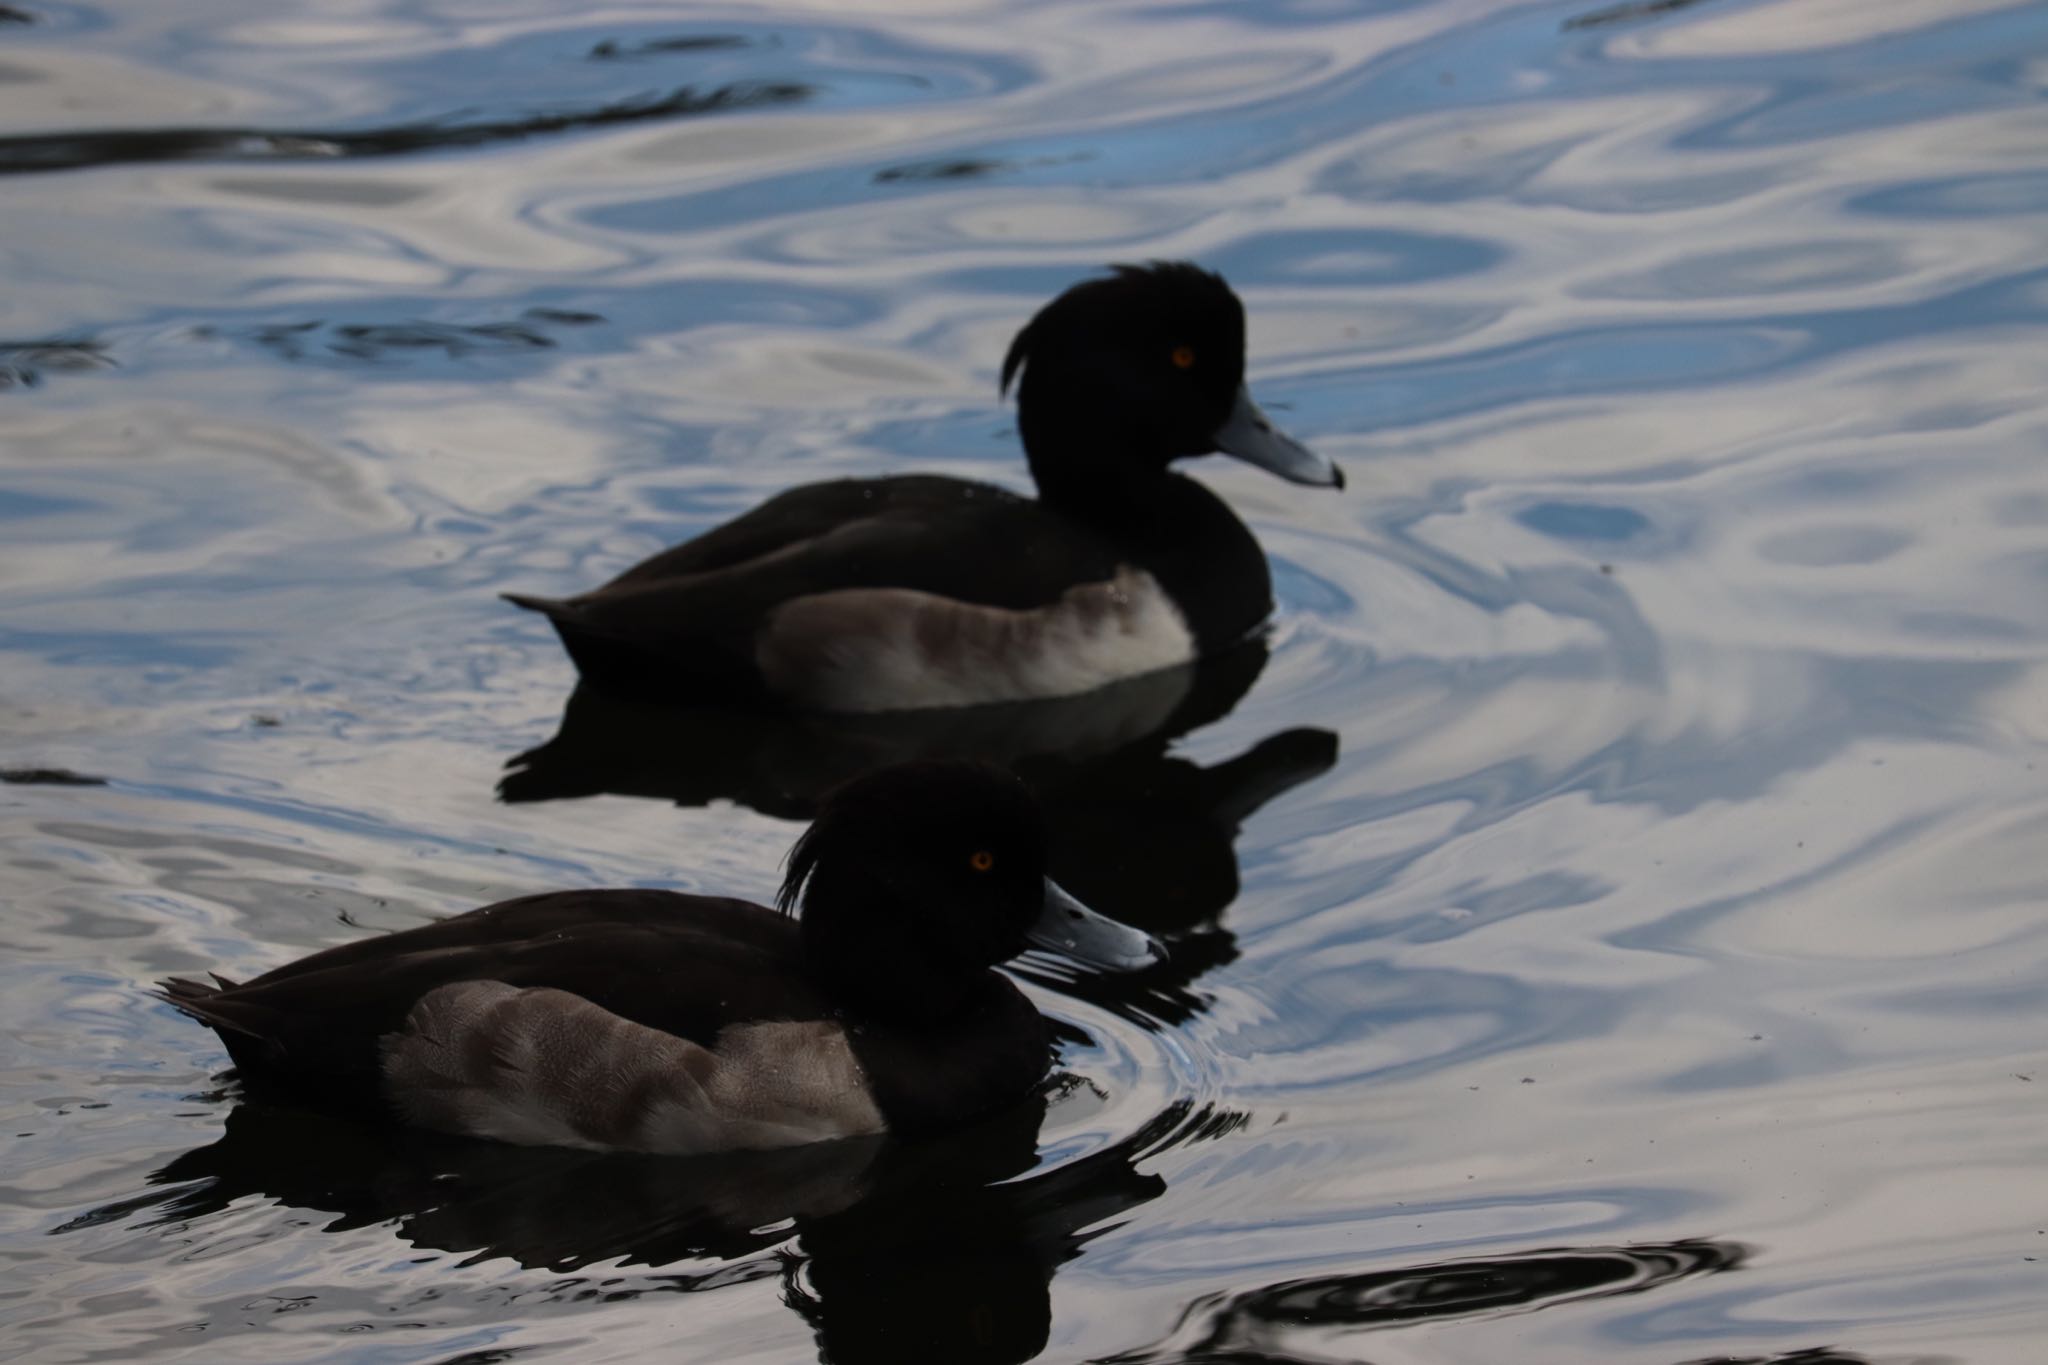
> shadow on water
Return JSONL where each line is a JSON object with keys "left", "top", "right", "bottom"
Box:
{"left": 66, "top": 1090, "right": 1196, "bottom": 1365}
{"left": 875, "top": 158, "right": 1014, "bottom": 184}
{"left": 195, "top": 308, "right": 606, "bottom": 365}
{"left": 1669, "top": 1352, "right": 1887, "bottom": 1365}
{"left": 0, "top": 340, "right": 112, "bottom": 389}
{"left": 1102, "top": 1239, "right": 1754, "bottom": 1364}
{"left": 501, "top": 640, "right": 1338, "bottom": 1023}
{"left": 0, "top": 765, "right": 107, "bottom": 785}
{"left": 0, "top": 311, "right": 608, "bottom": 390}
{"left": 0, "top": 83, "right": 812, "bottom": 176}
{"left": 588, "top": 35, "right": 754, "bottom": 61}
{"left": 1560, "top": 0, "right": 1718, "bottom": 33}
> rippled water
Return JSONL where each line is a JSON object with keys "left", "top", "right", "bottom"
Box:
{"left": 4, "top": 0, "right": 2047, "bottom": 1361}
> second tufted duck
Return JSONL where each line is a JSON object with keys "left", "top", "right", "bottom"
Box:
{"left": 157, "top": 762, "right": 1162, "bottom": 1154}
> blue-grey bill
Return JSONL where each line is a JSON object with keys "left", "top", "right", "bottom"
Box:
{"left": 1028, "top": 879, "right": 1165, "bottom": 972}
{"left": 1211, "top": 385, "right": 1344, "bottom": 489}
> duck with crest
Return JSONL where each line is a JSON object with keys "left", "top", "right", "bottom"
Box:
{"left": 504, "top": 262, "right": 1342, "bottom": 711}
{"left": 157, "top": 762, "right": 1162, "bottom": 1154}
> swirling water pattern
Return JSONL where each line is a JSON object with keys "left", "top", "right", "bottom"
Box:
{"left": 3, "top": 0, "right": 2046, "bottom": 1361}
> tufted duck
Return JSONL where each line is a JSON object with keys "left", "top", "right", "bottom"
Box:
{"left": 157, "top": 762, "right": 1163, "bottom": 1154}
{"left": 504, "top": 262, "right": 1341, "bottom": 710}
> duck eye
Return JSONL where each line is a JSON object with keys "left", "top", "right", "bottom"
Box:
{"left": 1171, "top": 345, "right": 1196, "bottom": 370}
{"left": 969, "top": 850, "right": 996, "bottom": 873}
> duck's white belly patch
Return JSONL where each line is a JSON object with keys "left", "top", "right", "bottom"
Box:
{"left": 756, "top": 565, "right": 1196, "bottom": 713}
{"left": 381, "top": 981, "right": 885, "bottom": 1154}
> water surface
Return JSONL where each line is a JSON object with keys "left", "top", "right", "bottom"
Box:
{"left": 4, "top": 0, "right": 2046, "bottom": 1362}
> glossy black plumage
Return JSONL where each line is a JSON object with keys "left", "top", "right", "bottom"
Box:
{"left": 508, "top": 477, "right": 1127, "bottom": 696}
{"left": 160, "top": 892, "right": 830, "bottom": 1112}
{"left": 158, "top": 763, "right": 1160, "bottom": 1148}
{"left": 505, "top": 263, "right": 1341, "bottom": 709}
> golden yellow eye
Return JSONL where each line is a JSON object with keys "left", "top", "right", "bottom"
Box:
{"left": 1171, "top": 345, "right": 1196, "bottom": 369}
{"left": 969, "top": 850, "right": 995, "bottom": 873}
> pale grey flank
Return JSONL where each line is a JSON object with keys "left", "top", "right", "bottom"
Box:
{"left": 756, "top": 565, "right": 1196, "bottom": 711}
{"left": 382, "top": 981, "right": 886, "bottom": 1153}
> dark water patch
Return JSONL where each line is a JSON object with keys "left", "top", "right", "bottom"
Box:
{"left": 0, "top": 83, "right": 812, "bottom": 176}
{"left": 875, "top": 157, "right": 1014, "bottom": 184}
{"left": 0, "top": 5, "right": 35, "bottom": 23}
{"left": 873, "top": 152, "right": 1090, "bottom": 187}
{"left": 1562, "top": 0, "right": 1716, "bottom": 33}
{"left": 0, "top": 767, "right": 106, "bottom": 786}
{"left": 588, "top": 35, "right": 752, "bottom": 61}
{"left": 1105, "top": 1240, "right": 1749, "bottom": 1362}
{"left": 0, "top": 339, "right": 112, "bottom": 389}
{"left": 187, "top": 277, "right": 878, "bottom": 387}
{"left": 45, "top": 1185, "right": 174, "bottom": 1234}
{"left": 195, "top": 309, "right": 605, "bottom": 367}
{"left": 1671, "top": 1351, "right": 1926, "bottom": 1365}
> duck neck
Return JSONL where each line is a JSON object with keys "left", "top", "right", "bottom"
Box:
{"left": 799, "top": 879, "right": 985, "bottom": 1026}
{"left": 806, "top": 948, "right": 980, "bottom": 1026}
{"left": 1022, "top": 418, "right": 1274, "bottom": 652}
{"left": 841, "top": 973, "right": 1050, "bottom": 1135}
{"left": 1019, "top": 407, "right": 1169, "bottom": 526}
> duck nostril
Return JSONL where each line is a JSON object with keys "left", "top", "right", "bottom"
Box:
{"left": 1067, "top": 909, "right": 1083, "bottom": 920}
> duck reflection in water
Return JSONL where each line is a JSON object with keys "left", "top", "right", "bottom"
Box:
{"left": 501, "top": 638, "right": 1336, "bottom": 1022}
{"left": 110, "top": 1088, "right": 1197, "bottom": 1365}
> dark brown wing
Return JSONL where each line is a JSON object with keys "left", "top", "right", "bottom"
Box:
{"left": 503, "top": 474, "right": 1125, "bottom": 697}
{"left": 157, "top": 890, "right": 823, "bottom": 1111}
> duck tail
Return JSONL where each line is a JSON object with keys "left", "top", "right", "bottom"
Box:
{"left": 504, "top": 592, "right": 687, "bottom": 692}
{"left": 503, "top": 591, "right": 609, "bottom": 668}
{"left": 153, "top": 975, "right": 261, "bottom": 1038}
{"left": 155, "top": 976, "right": 294, "bottom": 1081}
{"left": 501, "top": 591, "right": 573, "bottom": 619}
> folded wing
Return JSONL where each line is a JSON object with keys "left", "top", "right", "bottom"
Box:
{"left": 384, "top": 981, "right": 885, "bottom": 1153}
